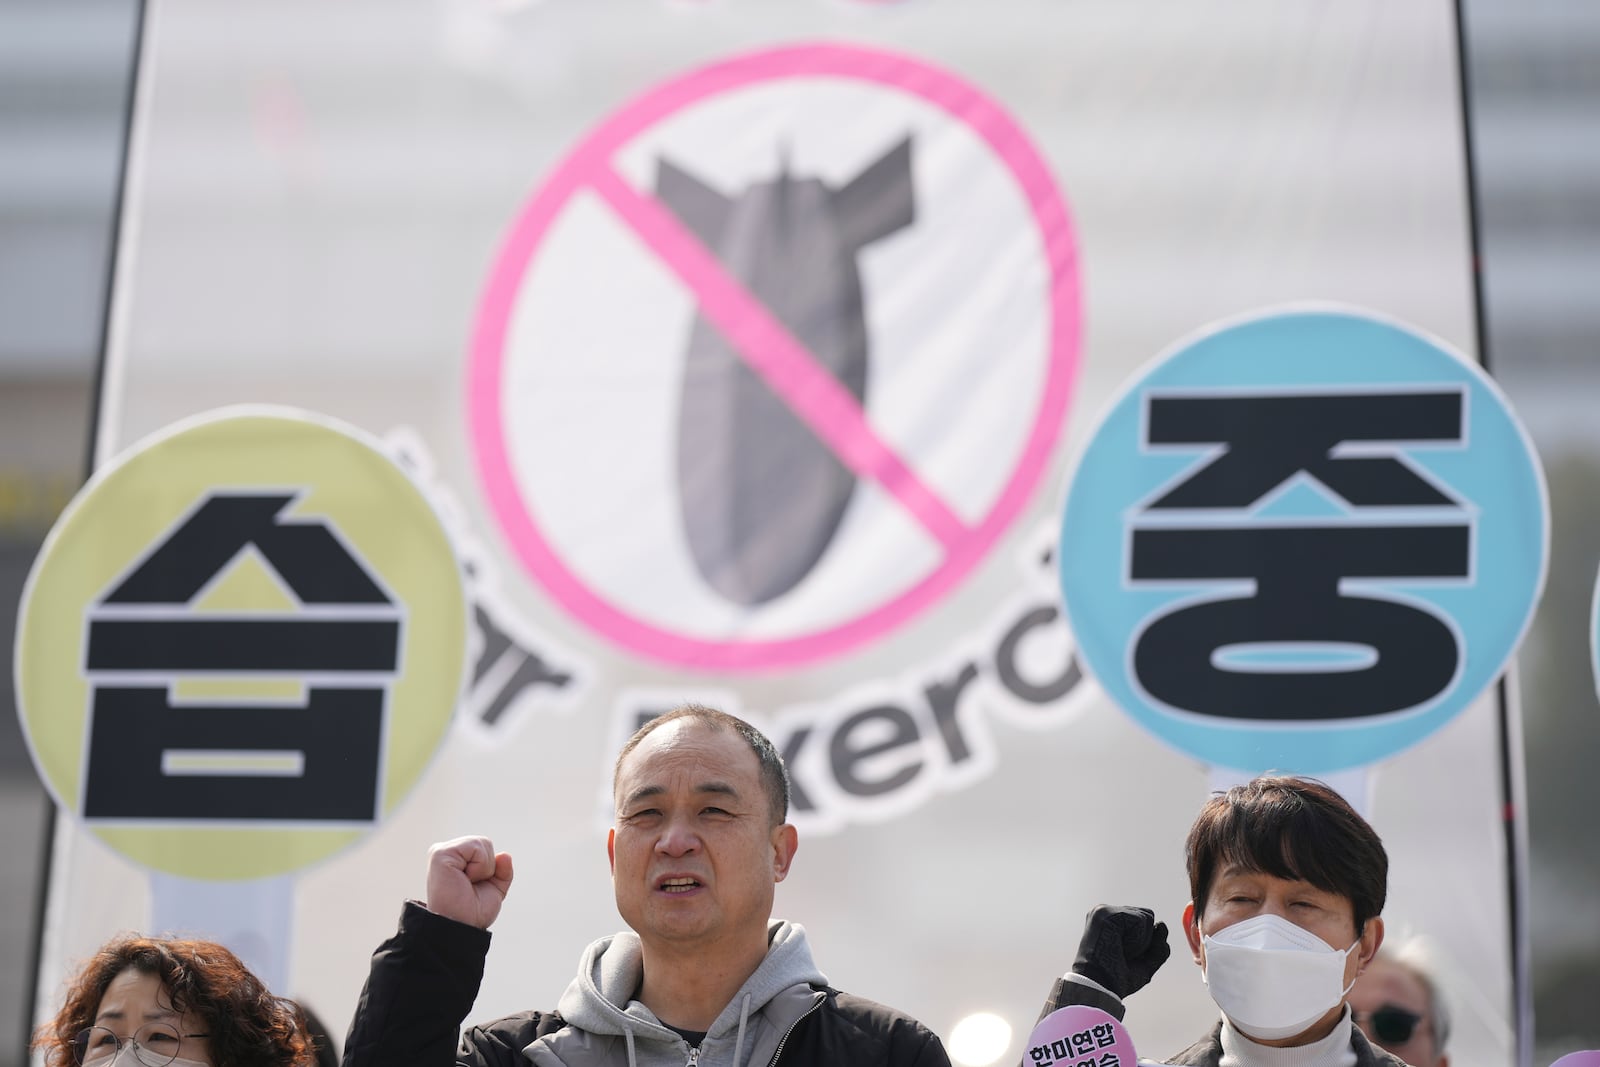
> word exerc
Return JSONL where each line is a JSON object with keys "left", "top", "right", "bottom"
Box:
{"left": 610, "top": 552, "right": 1086, "bottom": 833}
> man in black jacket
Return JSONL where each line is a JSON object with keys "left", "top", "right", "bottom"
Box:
{"left": 345, "top": 704, "right": 950, "bottom": 1067}
{"left": 1038, "top": 776, "right": 1406, "bottom": 1067}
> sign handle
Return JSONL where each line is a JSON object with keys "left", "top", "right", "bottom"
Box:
{"left": 149, "top": 873, "right": 295, "bottom": 994}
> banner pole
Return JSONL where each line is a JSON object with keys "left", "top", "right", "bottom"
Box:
{"left": 22, "top": 0, "right": 150, "bottom": 1056}
{"left": 1451, "top": 4, "right": 1534, "bottom": 1066}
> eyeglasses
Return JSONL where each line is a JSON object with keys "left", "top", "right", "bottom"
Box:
{"left": 71, "top": 1024, "right": 209, "bottom": 1067}
{"left": 1353, "top": 1004, "right": 1424, "bottom": 1046}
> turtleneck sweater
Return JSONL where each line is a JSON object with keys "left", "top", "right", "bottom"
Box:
{"left": 1214, "top": 1007, "right": 1359, "bottom": 1067}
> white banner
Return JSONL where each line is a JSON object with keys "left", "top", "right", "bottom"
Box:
{"left": 28, "top": 4, "right": 1519, "bottom": 1066}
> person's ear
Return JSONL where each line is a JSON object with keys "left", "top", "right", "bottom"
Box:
{"left": 606, "top": 828, "right": 616, "bottom": 876}
{"left": 1183, "top": 901, "right": 1205, "bottom": 965}
{"left": 1355, "top": 915, "right": 1384, "bottom": 972}
{"left": 771, "top": 824, "right": 798, "bottom": 883}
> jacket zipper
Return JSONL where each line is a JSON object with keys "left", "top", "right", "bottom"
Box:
{"left": 766, "top": 994, "right": 825, "bottom": 1067}
{"left": 686, "top": 1045, "right": 700, "bottom": 1067}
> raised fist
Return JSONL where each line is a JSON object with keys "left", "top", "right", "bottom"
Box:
{"left": 1072, "top": 904, "right": 1171, "bottom": 1000}
{"left": 424, "top": 836, "right": 514, "bottom": 930}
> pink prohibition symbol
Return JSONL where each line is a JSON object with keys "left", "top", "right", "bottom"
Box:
{"left": 467, "top": 43, "right": 1081, "bottom": 672}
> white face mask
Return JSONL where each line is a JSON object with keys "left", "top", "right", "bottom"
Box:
{"left": 1200, "top": 912, "right": 1360, "bottom": 1041}
{"left": 106, "top": 1047, "right": 212, "bottom": 1067}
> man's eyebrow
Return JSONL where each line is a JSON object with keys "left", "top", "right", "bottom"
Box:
{"left": 621, "top": 782, "right": 742, "bottom": 808}
{"left": 622, "top": 784, "right": 666, "bottom": 808}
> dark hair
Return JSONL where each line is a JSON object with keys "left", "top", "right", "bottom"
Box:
{"left": 291, "top": 1003, "right": 338, "bottom": 1067}
{"left": 33, "top": 936, "right": 314, "bottom": 1067}
{"left": 614, "top": 703, "right": 791, "bottom": 825}
{"left": 1186, "top": 775, "right": 1388, "bottom": 931}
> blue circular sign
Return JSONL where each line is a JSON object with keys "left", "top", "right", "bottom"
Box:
{"left": 1059, "top": 306, "right": 1548, "bottom": 772}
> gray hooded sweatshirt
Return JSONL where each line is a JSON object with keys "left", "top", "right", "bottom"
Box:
{"left": 526, "top": 920, "right": 830, "bottom": 1067}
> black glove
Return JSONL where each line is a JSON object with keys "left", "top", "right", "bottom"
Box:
{"left": 1071, "top": 904, "right": 1171, "bottom": 1000}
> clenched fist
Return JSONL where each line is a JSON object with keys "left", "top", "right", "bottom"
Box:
{"left": 1072, "top": 904, "right": 1171, "bottom": 999}
{"left": 425, "top": 836, "right": 514, "bottom": 930}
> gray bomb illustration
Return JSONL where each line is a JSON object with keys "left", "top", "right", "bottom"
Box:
{"left": 657, "top": 137, "right": 915, "bottom": 606}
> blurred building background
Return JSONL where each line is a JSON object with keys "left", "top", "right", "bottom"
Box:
{"left": 1, "top": 2, "right": 135, "bottom": 1062}
{"left": 0, "top": 1, "right": 1594, "bottom": 1064}
{"left": 1465, "top": 2, "right": 1600, "bottom": 1061}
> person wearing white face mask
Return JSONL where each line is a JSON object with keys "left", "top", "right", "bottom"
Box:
{"left": 33, "top": 935, "right": 317, "bottom": 1067}
{"left": 1035, "top": 776, "right": 1405, "bottom": 1067}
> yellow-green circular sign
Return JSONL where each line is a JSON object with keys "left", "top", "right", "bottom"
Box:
{"left": 14, "top": 407, "right": 466, "bottom": 880}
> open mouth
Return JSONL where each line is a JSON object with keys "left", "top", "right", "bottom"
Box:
{"left": 658, "top": 877, "right": 702, "bottom": 894}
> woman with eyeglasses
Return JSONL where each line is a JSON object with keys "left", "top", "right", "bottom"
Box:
{"left": 32, "top": 936, "right": 316, "bottom": 1067}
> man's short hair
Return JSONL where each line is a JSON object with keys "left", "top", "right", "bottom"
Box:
{"left": 1186, "top": 775, "right": 1388, "bottom": 931}
{"left": 613, "top": 703, "right": 791, "bottom": 825}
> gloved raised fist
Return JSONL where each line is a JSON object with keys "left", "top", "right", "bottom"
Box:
{"left": 1071, "top": 904, "right": 1171, "bottom": 1000}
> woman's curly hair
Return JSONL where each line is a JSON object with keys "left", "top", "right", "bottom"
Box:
{"left": 33, "top": 936, "right": 316, "bottom": 1067}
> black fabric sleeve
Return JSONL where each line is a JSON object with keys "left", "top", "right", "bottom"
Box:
{"left": 1036, "top": 976, "right": 1127, "bottom": 1024}
{"left": 342, "top": 901, "right": 498, "bottom": 1067}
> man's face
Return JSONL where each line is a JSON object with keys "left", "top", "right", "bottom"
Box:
{"left": 1183, "top": 865, "right": 1382, "bottom": 1044}
{"left": 608, "top": 719, "right": 797, "bottom": 956}
{"left": 1349, "top": 957, "right": 1447, "bottom": 1067}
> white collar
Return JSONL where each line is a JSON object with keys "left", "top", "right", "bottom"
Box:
{"left": 1216, "top": 1005, "right": 1359, "bottom": 1067}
